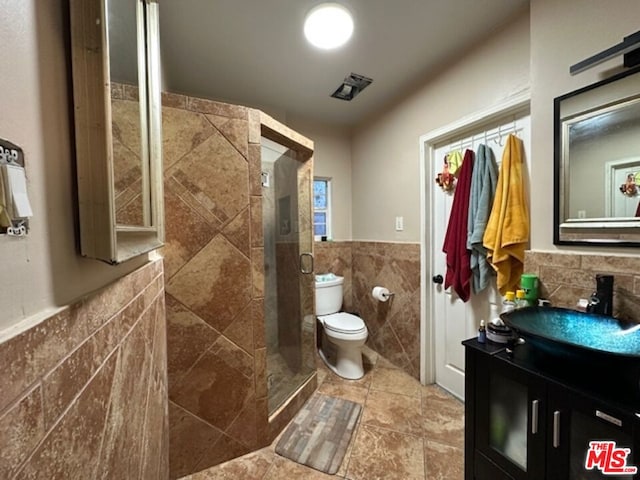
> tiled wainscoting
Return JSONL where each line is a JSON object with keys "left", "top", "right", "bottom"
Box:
{"left": 315, "top": 246, "right": 640, "bottom": 380}
{"left": 0, "top": 259, "right": 168, "bottom": 479}
{"left": 315, "top": 241, "right": 421, "bottom": 379}
{"left": 525, "top": 251, "right": 640, "bottom": 322}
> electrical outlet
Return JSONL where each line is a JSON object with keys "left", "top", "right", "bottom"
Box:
{"left": 395, "top": 216, "right": 404, "bottom": 231}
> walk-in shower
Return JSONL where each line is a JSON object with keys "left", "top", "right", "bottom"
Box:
{"left": 261, "top": 137, "right": 315, "bottom": 414}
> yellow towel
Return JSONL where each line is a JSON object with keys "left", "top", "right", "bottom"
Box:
{"left": 483, "top": 134, "right": 529, "bottom": 295}
{"left": 447, "top": 150, "right": 463, "bottom": 176}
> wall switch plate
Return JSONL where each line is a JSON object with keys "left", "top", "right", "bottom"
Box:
{"left": 395, "top": 216, "right": 404, "bottom": 231}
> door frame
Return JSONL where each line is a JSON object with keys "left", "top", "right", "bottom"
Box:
{"left": 604, "top": 156, "right": 640, "bottom": 217}
{"left": 418, "top": 92, "right": 531, "bottom": 385}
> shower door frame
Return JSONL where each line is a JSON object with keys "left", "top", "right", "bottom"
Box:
{"left": 258, "top": 112, "right": 318, "bottom": 437}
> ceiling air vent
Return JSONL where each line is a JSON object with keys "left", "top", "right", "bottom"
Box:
{"left": 331, "top": 73, "right": 373, "bottom": 101}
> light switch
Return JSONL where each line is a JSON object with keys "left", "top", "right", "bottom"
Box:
{"left": 3, "top": 164, "right": 33, "bottom": 218}
{"left": 395, "top": 216, "right": 404, "bottom": 231}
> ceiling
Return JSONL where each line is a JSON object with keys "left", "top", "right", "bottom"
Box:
{"left": 158, "top": 0, "right": 529, "bottom": 128}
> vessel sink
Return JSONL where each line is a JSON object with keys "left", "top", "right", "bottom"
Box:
{"left": 500, "top": 306, "right": 640, "bottom": 359}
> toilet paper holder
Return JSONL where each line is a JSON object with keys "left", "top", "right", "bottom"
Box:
{"left": 372, "top": 286, "right": 395, "bottom": 302}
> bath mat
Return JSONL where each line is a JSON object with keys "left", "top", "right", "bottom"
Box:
{"left": 275, "top": 393, "right": 362, "bottom": 474}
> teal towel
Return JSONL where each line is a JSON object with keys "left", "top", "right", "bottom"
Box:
{"left": 467, "top": 144, "right": 498, "bottom": 293}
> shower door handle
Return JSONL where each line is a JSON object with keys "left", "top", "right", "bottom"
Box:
{"left": 300, "top": 253, "right": 314, "bottom": 274}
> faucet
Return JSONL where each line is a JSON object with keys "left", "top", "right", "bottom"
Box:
{"left": 586, "top": 274, "right": 614, "bottom": 316}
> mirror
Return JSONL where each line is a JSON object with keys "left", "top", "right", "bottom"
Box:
{"left": 70, "top": 0, "right": 164, "bottom": 263}
{"left": 554, "top": 67, "right": 640, "bottom": 246}
{"left": 109, "top": 0, "right": 148, "bottom": 227}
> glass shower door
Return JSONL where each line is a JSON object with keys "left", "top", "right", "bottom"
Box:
{"left": 261, "top": 137, "right": 315, "bottom": 414}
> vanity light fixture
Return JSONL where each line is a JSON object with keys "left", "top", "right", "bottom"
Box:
{"left": 570, "top": 30, "right": 640, "bottom": 75}
{"left": 304, "top": 3, "right": 354, "bottom": 50}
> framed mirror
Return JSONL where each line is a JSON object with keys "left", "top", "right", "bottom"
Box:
{"left": 554, "top": 66, "right": 640, "bottom": 246}
{"left": 70, "top": 0, "right": 164, "bottom": 263}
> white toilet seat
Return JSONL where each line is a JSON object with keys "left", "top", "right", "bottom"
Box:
{"left": 318, "top": 312, "right": 366, "bottom": 335}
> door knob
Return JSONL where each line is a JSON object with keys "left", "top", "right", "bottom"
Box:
{"left": 432, "top": 274, "right": 443, "bottom": 284}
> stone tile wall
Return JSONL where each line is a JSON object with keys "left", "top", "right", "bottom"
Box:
{"left": 0, "top": 259, "right": 167, "bottom": 479}
{"left": 160, "top": 92, "right": 316, "bottom": 478}
{"left": 314, "top": 241, "right": 354, "bottom": 312}
{"left": 160, "top": 93, "right": 264, "bottom": 479}
{"left": 525, "top": 251, "right": 640, "bottom": 323}
{"left": 315, "top": 241, "right": 421, "bottom": 380}
{"left": 352, "top": 242, "right": 421, "bottom": 379}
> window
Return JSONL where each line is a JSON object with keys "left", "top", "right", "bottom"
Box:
{"left": 313, "top": 178, "right": 332, "bottom": 239}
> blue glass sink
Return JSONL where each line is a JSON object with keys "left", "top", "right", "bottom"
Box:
{"left": 500, "top": 306, "right": 640, "bottom": 359}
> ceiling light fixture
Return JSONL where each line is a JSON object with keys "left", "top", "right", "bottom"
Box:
{"left": 304, "top": 3, "right": 354, "bottom": 50}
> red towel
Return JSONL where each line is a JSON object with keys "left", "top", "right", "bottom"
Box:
{"left": 443, "top": 149, "right": 474, "bottom": 302}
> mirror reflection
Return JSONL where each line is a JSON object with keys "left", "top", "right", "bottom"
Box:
{"left": 554, "top": 67, "right": 640, "bottom": 245}
{"left": 565, "top": 98, "right": 640, "bottom": 220}
{"left": 108, "top": 0, "right": 149, "bottom": 227}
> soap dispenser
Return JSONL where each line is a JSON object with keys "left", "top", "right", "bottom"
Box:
{"left": 515, "top": 289, "right": 528, "bottom": 308}
{"left": 502, "top": 291, "right": 516, "bottom": 313}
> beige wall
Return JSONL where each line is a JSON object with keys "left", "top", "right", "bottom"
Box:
{"left": 351, "top": 9, "right": 530, "bottom": 242}
{"left": 289, "top": 117, "right": 353, "bottom": 241}
{"left": 530, "top": 0, "right": 640, "bottom": 251}
{"left": 351, "top": 1, "right": 640, "bottom": 251}
{"left": 0, "top": 0, "right": 146, "bottom": 335}
{"left": 4, "top": 0, "right": 640, "bottom": 334}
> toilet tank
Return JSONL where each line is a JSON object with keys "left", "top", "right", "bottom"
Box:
{"left": 315, "top": 274, "right": 344, "bottom": 315}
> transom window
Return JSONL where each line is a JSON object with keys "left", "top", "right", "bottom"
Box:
{"left": 313, "top": 177, "right": 332, "bottom": 239}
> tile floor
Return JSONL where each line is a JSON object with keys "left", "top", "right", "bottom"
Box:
{"left": 179, "top": 346, "right": 465, "bottom": 480}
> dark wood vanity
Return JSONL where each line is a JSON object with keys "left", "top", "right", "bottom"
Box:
{"left": 464, "top": 338, "right": 640, "bottom": 479}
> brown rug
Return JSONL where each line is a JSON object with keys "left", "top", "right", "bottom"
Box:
{"left": 275, "top": 393, "right": 362, "bottom": 474}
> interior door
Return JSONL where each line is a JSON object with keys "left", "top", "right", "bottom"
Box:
{"left": 611, "top": 165, "right": 640, "bottom": 218}
{"left": 431, "top": 115, "right": 531, "bottom": 400}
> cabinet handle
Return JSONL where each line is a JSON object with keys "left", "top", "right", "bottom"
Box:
{"left": 596, "top": 410, "right": 622, "bottom": 427}
{"left": 531, "top": 400, "right": 539, "bottom": 434}
{"left": 553, "top": 410, "right": 561, "bottom": 448}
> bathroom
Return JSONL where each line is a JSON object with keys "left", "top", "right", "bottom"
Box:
{"left": 2, "top": 1, "right": 640, "bottom": 479}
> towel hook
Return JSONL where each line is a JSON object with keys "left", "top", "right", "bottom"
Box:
{"left": 494, "top": 125, "right": 504, "bottom": 146}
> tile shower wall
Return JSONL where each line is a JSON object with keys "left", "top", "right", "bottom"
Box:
{"left": 0, "top": 259, "right": 167, "bottom": 479}
{"left": 160, "top": 93, "right": 316, "bottom": 478}
{"left": 316, "top": 241, "right": 421, "bottom": 380}
{"left": 525, "top": 251, "right": 640, "bottom": 323}
{"left": 159, "top": 93, "right": 265, "bottom": 478}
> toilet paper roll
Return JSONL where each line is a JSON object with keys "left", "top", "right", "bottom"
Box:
{"left": 372, "top": 286, "right": 390, "bottom": 302}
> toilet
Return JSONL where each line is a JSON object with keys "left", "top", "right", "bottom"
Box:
{"left": 315, "top": 273, "right": 368, "bottom": 380}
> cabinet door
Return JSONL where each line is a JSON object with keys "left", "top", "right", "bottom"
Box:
{"left": 546, "top": 384, "right": 639, "bottom": 480}
{"left": 475, "top": 355, "right": 546, "bottom": 480}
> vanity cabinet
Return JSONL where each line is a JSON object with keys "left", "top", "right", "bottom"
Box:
{"left": 464, "top": 339, "right": 640, "bottom": 480}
